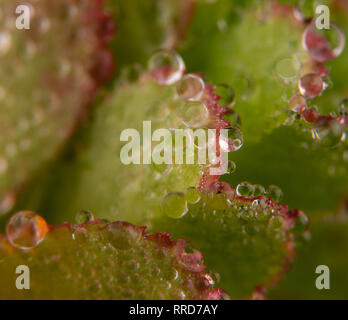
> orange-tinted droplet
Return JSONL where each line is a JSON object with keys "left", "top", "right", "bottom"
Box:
{"left": 6, "top": 211, "right": 49, "bottom": 249}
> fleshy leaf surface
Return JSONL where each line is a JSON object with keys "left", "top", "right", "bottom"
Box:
{"left": 0, "top": 219, "right": 223, "bottom": 300}
{"left": 0, "top": 0, "right": 114, "bottom": 214}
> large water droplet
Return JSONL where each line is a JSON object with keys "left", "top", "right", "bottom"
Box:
{"left": 236, "top": 182, "right": 254, "bottom": 197}
{"left": 177, "top": 74, "right": 205, "bottom": 102}
{"left": 6, "top": 211, "right": 49, "bottom": 249}
{"left": 302, "top": 22, "right": 345, "bottom": 62}
{"left": 312, "top": 119, "right": 343, "bottom": 148}
{"left": 75, "top": 210, "right": 94, "bottom": 224}
{"left": 148, "top": 49, "right": 185, "bottom": 85}
{"left": 275, "top": 57, "right": 300, "bottom": 80}
{"left": 214, "top": 84, "right": 235, "bottom": 108}
{"left": 162, "top": 192, "right": 188, "bottom": 219}
{"left": 298, "top": 73, "right": 324, "bottom": 98}
{"left": 289, "top": 94, "right": 307, "bottom": 113}
{"left": 185, "top": 187, "right": 201, "bottom": 204}
{"left": 181, "top": 101, "right": 210, "bottom": 128}
{"left": 265, "top": 185, "right": 283, "bottom": 202}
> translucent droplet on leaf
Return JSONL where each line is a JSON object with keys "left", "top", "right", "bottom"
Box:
{"left": 302, "top": 22, "right": 345, "bottom": 62}
{"left": 227, "top": 127, "right": 244, "bottom": 151}
{"left": 162, "top": 192, "right": 188, "bottom": 219}
{"left": 148, "top": 49, "right": 185, "bottom": 85}
{"left": 181, "top": 101, "right": 210, "bottom": 128}
{"left": 236, "top": 182, "right": 254, "bottom": 197}
{"left": 6, "top": 211, "right": 49, "bottom": 249}
{"left": 289, "top": 94, "right": 307, "bottom": 113}
{"left": 298, "top": 73, "right": 324, "bottom": 98}
{"left": 185, "top": 187, "right": 201, "bottom": 204}
{"left": 226, "top": 160, "right": 236, "bottom": 174}
{"left": 253, "top": 184, "right": 265, "bottom": 197}
{"left": 177, "top": 74, "right": 205, "bottom": 102}
{"left": 75, "top": 210, "right": 94, "bottom": 224}
{"left": 275, "top": 57, "right": 300, "bottom": 80}
{"left": 312, "top": 119, "right": 343, "bottom": 148}
{"left": 265, "top": 185, "right": 283, "bottom": 202}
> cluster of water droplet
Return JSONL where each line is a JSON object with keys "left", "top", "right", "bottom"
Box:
{"left": 236, "top": 182, "right": 283, "bottom": 202}
{"left": 281, "top": 16, "right": 348, "bottom": 150}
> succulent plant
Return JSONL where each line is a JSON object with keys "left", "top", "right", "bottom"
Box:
{"left": 0, "top": 0, "right": 347, "bottom": 300}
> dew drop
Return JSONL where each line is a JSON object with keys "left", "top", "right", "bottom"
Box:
{"left": 275, "top": 57, "right": 300, "bottom": 80}
{"left": 226, "top": 160, "right": 236, "bottom": 174}
{"left": 214, "top": 84, "right": 235, "bottom": 108}
{"left": 236, "top": 182, "right": 254, "bottom": 197}
{"left": 289, "top": 94, "right": 307, "bottom": 113}
{"left": 185, "top": 187, "right": 201, "bottom": 204}
{"left": 75, "top": 210, "right": 94, "bottom": 224}
{"left": 6, "top": 211, "right": 49, "bottom": 249}
{"left": 148, "top": 49, "right": 185, "bottom": 85}
{"left": 265, "top": 185, "right": 283, "bottom": 202}
{"left": 180, "top": 101, "right": 210, "bottom": 128}
{"left": 302, "top": 22, "right": 345, "bottom": 62}
{"left": 162, "top": 192, "right": 188, "bottom": 219}
{"left": 312, "top": 119, "right": 343, "bottom": 148}
{"left": 177, "top": 74, "right": 205, "bottom": 102}
{"left": 226, "top": 127, "right": 244, "bottom": 151}
{"left": 253, "top": 184, "right": 265, "bottom": 197}
{"left": 298, "top": 73, "right": 324, "bottom": 98}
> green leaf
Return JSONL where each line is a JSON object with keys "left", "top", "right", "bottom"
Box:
{"left": 152, "top": 188, "right": 309, "bottom": 298}
{"left": 180, "top": 0, "right": 348, "bottom": 214}
{"left": 0, "top": 218, "right": 224, "bottom": 299}
{"left": 106, "top": 0, "right": 194, "bottom": 76}
{"left": 0, "top": 0, "right": 114, "bottom": 214}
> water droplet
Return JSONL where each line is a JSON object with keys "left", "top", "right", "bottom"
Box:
{"left": 162, "top": 192, "right": 188, "bottom": 219}
{"left": 75, "top": 210, "right": 94, "bottom": 224}
{"left": 226, "top": 160, "right": 236, "bottom": 174}
{"left": 227, "top": 127, "right": 244, "bottom": 151}
{"left": 185, "top": 187, "right": 201, "bottom": 204}
{"left": 253, "top": 184, "right": 265, "bottom": 197}
{"left": 180, "top": 101, "right": 210, "bottom": 128}
{"left": 298, "top": 73, "right": 324, "bottom": 98}
{"left": 275, "top": 57, "right": 300, "bottom": 80}
{"left": 289, "top": 94, "right": 307, "bottom": 113}
{"left": 177, "top": 74, "right": 205, "bottom": 102}
{"left": 6, "top": 211, "right": 49, "bottom": 249}
{"left": 302, "top": 22, "right": 345, "bottom": 62}
{"left": 236, "top": 182, "right": 254, "bottom": 197}
{"left": 214, "top": 84, "right": 235, "bottom": 108}
{"left": 148, "top": 49, "right": 185, "bottom": 85}
{"left": 265, "top": 185, "right": 283, "bottom": 202}
{"left": 312, "top": 119, "right": 343, "bottom": 148}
